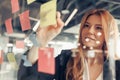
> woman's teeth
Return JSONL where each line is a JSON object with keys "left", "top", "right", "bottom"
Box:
{"left": 96, "top": 41, "right": 100, "bottom": 44}
{"left": 85, "top": 38, "right": 90, "bottom": 42}
{"left": 85, "top": 37, "right": 100, "bottom": 44}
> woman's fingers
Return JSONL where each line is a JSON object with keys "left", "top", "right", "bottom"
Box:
{"left": 36, "top": 11, "right": 64, "bottom": 41}
{"left": 55, "top": 11, "right": 64, "bottom": 32}
{"left": 56, "top": 11, "right": 61, "bottom": 18}
{"left": 56, "top": 11, "right": 64, "bottom": 27}
{"left": 47, "top": 11, "right": 64, "bottom": 34}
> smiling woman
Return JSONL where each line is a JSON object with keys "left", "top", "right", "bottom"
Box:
{"left": 18, "top": 9, "right": 120, "bottom": 80}
{"left": 81, "top": 14, "right": 105, "bottom": 49}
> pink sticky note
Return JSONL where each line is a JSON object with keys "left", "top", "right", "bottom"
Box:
{"left": 0, "top": 50, "right": 3, "bottom": 64}
{"left": 11, "top": 0, "right": 20, "bottom": 13}
{"left": 16, "top": 40, "right": 25, "bottom": 48}
{"left": 19, "top": 10, "right": 31, "bottom": 31}
{"left": 38, "top": 48, "right": 55, "bottom": 74}
{"left": 5, "top": 18, "right": 13, "bottom": 34}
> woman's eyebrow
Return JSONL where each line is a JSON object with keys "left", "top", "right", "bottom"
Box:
{"left": 85, "top": 22, "right": 102, "bottom": 26}
{"left": 85, "top": 22, "right": 89, "bottom": 24}
{"left": 95, "top": 24, "right": 102, "bottom": 26}
{"left": 84, "top": 22, "right": 91, "bottom": 26}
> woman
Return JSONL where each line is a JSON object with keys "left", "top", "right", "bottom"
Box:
{"left": 17, "top": 9, "right": 120, "bottom": 80}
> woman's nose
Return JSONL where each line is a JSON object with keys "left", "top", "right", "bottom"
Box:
{"left": 88, "top": 26, "right": 95, "bottom": 34}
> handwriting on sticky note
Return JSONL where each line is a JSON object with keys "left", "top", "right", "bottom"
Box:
{"left": 5, "top": 18, "right": 13, "bottom": 34}
{"left": 11, "top": 0, "right": 20, "bottom": 13}
{"left": 38, "top": 48, "right": 55, "bottom": 74}
{"left": 40, "top": 0, "right": 56, "bottom": 27}
{"left": 16, "top": 40, "right": 25, "bottom": 48}
{"left": 19, "top": 10, "right": 31, "bottom": 31}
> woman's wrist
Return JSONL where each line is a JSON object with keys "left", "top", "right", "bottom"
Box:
{"left": 27, "top": 46, "right": 39, "bottom": 64}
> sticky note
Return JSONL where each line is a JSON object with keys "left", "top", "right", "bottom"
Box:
{"left": 29, "top": 32, "right": 40, "bottom": 46}
{"left": 27, "top": 0, "right": 36, "bottom": 4}
{"left": 7, "top": 53, "right": 18, "bottom": 70}
{"left": 38, "top": 48, "right": 55, "bottom": 74}
{"left": 10, "top": 0, "right": 20, "bottom": 13}
{"left": 0, "top": 50, "right": 3, "bottom": 64}
{"left": 5, "top": 18, "right": 13, "bottom": 34}
{"left": 19, "top": 10, "right": 31, "bottom": 31}
{"left": 21, "top": 55, "right": 32, "bottom": 67}
{"left": 15, "top": 40, "right": 25, "bottom": 48}
{"left": 40, "top": 0, "right": 56, "bottom": 27}
{"left": 0, "top": 37, "right": 9, "bottom": 49}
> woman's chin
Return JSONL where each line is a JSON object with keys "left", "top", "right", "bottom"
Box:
{"left": 82, "top": 43, "right": 96, "bottom": 49}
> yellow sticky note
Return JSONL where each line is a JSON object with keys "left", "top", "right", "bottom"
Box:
{"left": 27, "top": 0, "right": 36, "bottom": 4}
{"left": 7, "top": 53, "right": 18, "bottom": 70}
{"left": 40, "top": 0, "right": 56, "bottom": 27}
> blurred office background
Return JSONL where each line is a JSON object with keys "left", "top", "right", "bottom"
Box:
{"left": 0, "top": 0, "right": 120, "bottom": 80}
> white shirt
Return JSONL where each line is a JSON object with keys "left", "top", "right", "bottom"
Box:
{"left": 83, "top": 59, "right": 103, "bottom": 80}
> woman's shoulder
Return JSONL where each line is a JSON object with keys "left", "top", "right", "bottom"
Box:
{"left": 116, "top": 60, "right": 120, "bottom": 70}
{"left": 55, "top": 49, "right": 72, "bottom": 67}
{"left": 60, "top": 49, "right": 72, "bottom": 56}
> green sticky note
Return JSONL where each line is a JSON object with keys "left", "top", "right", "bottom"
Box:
{"left": 27, "top": 0, "right": 36, "bottom": 4}
{"left": 7, "top": 53, "right": 18, "bottom": 70}
{"left": 40, "top": 0, "right": 56, "bottom": 27}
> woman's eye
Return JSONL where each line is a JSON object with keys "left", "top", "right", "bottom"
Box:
{"left": 84, "top": 24, "right": 89, "bottom": 28}
{"left": 96, "top": 26, "right": 102, "bottom": 30}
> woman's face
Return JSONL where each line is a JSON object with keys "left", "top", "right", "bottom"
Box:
{"left": 81, "top": 14, "right": 105, "bottom": 49}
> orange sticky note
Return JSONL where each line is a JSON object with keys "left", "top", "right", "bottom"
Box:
{"left": 38, "top": 48, "right": 55, "bottom": 74}
{"left": 10, "top": 0, "right": 20, "bottom": 13}
{"left": 0, "top": 50, "right": 3, "bottom": 64}
{"left": 19, "top": 10, "right": 31, "bottom": 31}
{"left": 5, "top": 18, "right": 13, "bottom": 34}
{"left": 15, "top": 40, "right": 25, "bottom": 48}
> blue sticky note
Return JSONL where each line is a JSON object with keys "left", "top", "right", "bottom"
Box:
{"left": 22, "top": 55, "right": 32, "bottom": 67}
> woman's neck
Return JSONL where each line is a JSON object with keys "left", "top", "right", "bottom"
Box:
{"left": 83, "top": 49, "right": 104, "bottom": 66}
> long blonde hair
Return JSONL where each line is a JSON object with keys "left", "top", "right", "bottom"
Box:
{"left": 66, "top": 9, "right": 119, "bottom": 80}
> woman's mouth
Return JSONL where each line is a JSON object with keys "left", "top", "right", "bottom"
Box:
{"left": 85, "top": 37, "right": 96, "bottom": 42}
{"left": 85, "top": 37, "right": 101, "bottom": 44}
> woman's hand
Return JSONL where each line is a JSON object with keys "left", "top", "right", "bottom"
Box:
{"left": 27, "top": 12, "right": 64, "bottom": 64}
{"left": 36, "top": 11, "right": 64, "bottom": 47}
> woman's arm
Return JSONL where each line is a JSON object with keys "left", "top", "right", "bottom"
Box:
{"left": 27, "top": 11, "right": 64, "bottom": 64}
{"left": 27, "top": 46, "right": 39, "bottom": 64}
{"left": 17, "top": 59, "right": 55, "bottom": 80}
{"left": 17, "top": 60, "right": 38, "bottom": 80}
{"left": 17, "top": 12, "right": 64, "bottom": 80}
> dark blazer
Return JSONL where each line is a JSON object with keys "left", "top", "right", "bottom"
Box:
{"left": 17, "top": 50, "right": 120, "bottom": 80}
